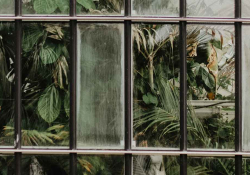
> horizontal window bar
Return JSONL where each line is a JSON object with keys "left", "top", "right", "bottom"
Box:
{"left": 1, "top": 16, "right": 250, "bottom": 22}
{"left": 1, "top": 150, "right": 250, "bottom": 157}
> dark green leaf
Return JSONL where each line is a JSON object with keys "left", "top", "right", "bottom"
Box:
{"left": 33, "top": 0, "right": 58, "bottom": 14}
{"left": 77, "top": 0, "right": 96, "bottom": 10}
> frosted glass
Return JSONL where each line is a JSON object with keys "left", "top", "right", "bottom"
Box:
{"left": 242, "top": 0, "right": 250, "bottom": 17}
{"left": 0, "top": 0, "right": 14, "bottom": 15}
{"left": 242, "top": 26, "right": 250, "bottom": 151}
{"left": 187, "top": 0, "right": 234, "bottom": 18}
{"left": 77, "top": 23, "right": 124, "bottom": 149}
{"left": 132, "top": 0, "right": 179, "bottom": 16}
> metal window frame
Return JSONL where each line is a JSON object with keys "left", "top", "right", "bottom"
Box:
{"left": 0, "top": 0, "right": 246, "bottom": 174}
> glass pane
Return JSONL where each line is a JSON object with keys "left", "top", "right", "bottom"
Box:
{"left": 187, "top": 25, "right": 235, "bottom": 150}
{"left": 77, "top": 0, "right": 124, "bottom": 15}
{"left": 77, "top": 155, "right": 124, "bottom": 174}
{"left": 0, "top": 23, "right": 15, "bottom": 147}
{"left": 22, "top": 0, "right": 69, "bottom": 15}
{"left": 242, "top": 25, "right": 250, "bottom": 151}
{"left": 77, "top": 23, "right": 124, "bottom": 149}
{"left": 133, "top": 24, "right": 180, "bottom": 149}
{"left": 132, "top": 0, "right": 179, "bottom": 16}
{"left": 242, "top": 0, "right": 250, "bottom": 18}
{"left": 22, "top": 23, "right": 70, "bottom": 148}
{"left": 0, "top": 155, "right": 15, "bottom": 174}
{"left": 0, "top": 0, "right": 14, "bottom": 15}
{"left": 187, "top": 0, "right": 234, "bottom": 18}
{"left": 22, "top": 155, "right": 69, "bottom": 174}
{"left": 133, "top": 155, "right": 180, "bottom": 174}
{"left": 187, "top": 157, "right": 235, "bottom": 174}
{"left": 243, "top": 158, "right": 250, "bottom": 174}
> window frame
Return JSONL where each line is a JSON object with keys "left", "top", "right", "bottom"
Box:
{"left": 0, "top": 0, "right": 246, "bottom": 174}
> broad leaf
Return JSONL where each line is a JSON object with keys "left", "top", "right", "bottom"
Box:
{"left": 77, "top": 0, "right": 96, "bottom": 10}
{"left": 142, "top": 92, "right": 158, "bottom": 105}
{"left": 55, "top": 0, "right": 69, "bottom": 13}
{"left": 37, "top": 86, "right": 61, "bottom": 123}
{"left": 39, "top": 42, "right": 61, "bottom": 64}
{"left": 33, "top": 0, "right": 58, "bottom": 14}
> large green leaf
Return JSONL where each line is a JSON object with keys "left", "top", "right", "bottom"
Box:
{"left": 55, "top": 0, "right": 69, "bottom": 13}
{"left": 77, "top": 0, "right": 96, "bottom": 10}
{"left": 33, "top": 0, "right": 58, "bottom": 14}
{"left": 193, "top": 63, "right": 215, "bottom": 89}
{"left": 37, "top": 86, "right": 61, "bottom": 123}
{"left": 39, "top": 42, "right": 61, "bottom": 64}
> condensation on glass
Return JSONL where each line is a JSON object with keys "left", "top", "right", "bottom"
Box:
{"left": 77, "top": 23, "right": 124, "bottom": 149}
{"left": 242, "top": 25, "right": 250, "bottom": 151}
{"left": 132, "top": 24, "right": 180, "bottom": 149}
{"left": 77, "top": 0, "right": 124, "bottom": 15}
{"left": 187, "top": 0, "right": 234, "bottom": 18}
{"left": 21, "top": 23, "right": 70, "bottom": 148}
{"left": 186, "top": 25, "right": 235, "bottom": 150}
{"left": 77, "top": 155, "right": 124, "bottom": 174}
{"left": 0, "top": 23, "right": 15, "bottom": 147}
{"left": 242, "top": 0, "right": 250, "bottom": 18}
{"left": 0, "top": 155, "right": 15, "bottom": 174}
{"left": 133, "top": 155, "right": 180, "bottom": 174}
{"left": 132, "top": 0, "right": 179, "bottom": 16}
{"left": 22, "top": 0, "right": 70, "bottom": 15}
{"left": 187, "top": 157, "right": 235, "bottom": 174}
{"left": 0, "top": 0, "right": 14, "bottom": 15}
{"left": 22, "top": 155, "right": 69, "bottom": 174}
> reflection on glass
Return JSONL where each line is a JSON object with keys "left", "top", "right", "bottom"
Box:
{"left": 133, "top": 24, "right": 180, "bottom": 148}
{"left": 0, "top": 0, "right": 14, "bottom": 15}
{"left": 187, "top": 157, "right": 235, "bottom": 174}
{"left": 242, "top": 26, "right": 250, "bottom": 151}
{"left": 0, "top": 23, "right": 15, "bottom": 147}
{"left": 77, "top": 23, "right": 124, "bottom": 149}
{"left": 77, "top": 155, "right": 124, "bottom": 174}
{"left": 0, "top": 155, "right": 15, "bottom": 174}
{"left": 187, "top": 0, "right": 234, "bottom": 18}
{"left": 77, "top": 0, "right": 124, "bottom": 15}
{"left": 21, "top": 23, "right": 70, "bottom": 148}
{"left": 132, "top": 0, "right": 179, "bottom": 16}
{"left": 133, "top": 155, "right": 180, "bottom": 174}
{"left": 22, "top": 0, "right": 69, "bottom": 15}
{"left": 242, "top": 0, "right": 250, "bottom": 17}
{"left": 187, "top": 25, "right": 235, "bottom": 149}
{"left": 22, "top": 155, "right": 69, "bottom": 174}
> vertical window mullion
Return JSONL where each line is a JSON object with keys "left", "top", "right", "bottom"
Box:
{"left": 180, "top": 0, "right": 187, "bottom": 173}
{"left": 235, "top": 0, "right": 242, "bottom": 174}
{"left": 125, "top": 0, "right": 132, "bottom": 174}
{"left": 70, "top": 0, "right": 77, "bottom": 174}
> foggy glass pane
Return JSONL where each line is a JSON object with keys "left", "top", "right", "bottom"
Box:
{"left": 0, "top": 23, "right": 15, "bottom": 147}
{"left": 187, "top": 157, "right": 235, "bottom": 174}
{"left": 22, "top": 155, "right": 69, "bottom": 174}
{"left": 77, "top": 23, "right": 124, "bottom": 149}
{"left": 77, "top": 155, "right": 124, "bottom": 174}
{"left": 133, "top": 155, "right": 180, "bottom": 174}
{"left": 22, "top": 23, "right": 70, "bottom": 148}
{"left": 242, "top": 26, "right": 250, "bottom": 151}
{"left": 132, "top": 0, "right": 179, "bottom": 16}
{"left": 187, "top": 0, "right": 234, "bottom": 18}
{"left": 22, "top": 0, "right": 69, "bottom": 15}
{"left": 0, "top": 155, "right": 15, "bottom": 174}
{"left": 187, "top": 25, "right": 235, "bottom": 150}
{"left": 0, "top": 0, "right": 14, "bottom": 15}
{"left": 77, "top": 0, "right": 124, "bottom": 15}
{"left": 242, "top": 0, "right": 250, "bottom": 17}
{"left": 133, "top": 24, "right": 180, "bottom": 149}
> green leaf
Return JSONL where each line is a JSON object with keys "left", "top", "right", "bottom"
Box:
{"left": 39, "top": 42, "right": 62, "bottom": 64}
{"left": 55, "top": 0, "right": 69, "bottom": 13}
{"left": 33, "top": 0, "right": 58, "bottom": 14}
{"left": 37, "top": 86, "right": 61, "bottom": 123}
{"left": 64, "top": 91, "right": 70, "bottom": 117}
{"left": 77, "top": 0, "right": 96, "bottom": 10}
{"left": 142, "top": 92, "right": 158, "bottom": 105}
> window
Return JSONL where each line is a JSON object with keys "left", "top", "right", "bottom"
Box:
{"left": 0, "top": 0, "right": 248, "bottom": 174}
